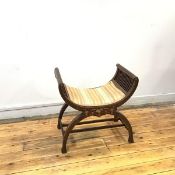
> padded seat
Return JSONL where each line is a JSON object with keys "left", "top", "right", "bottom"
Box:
{"left": 65, "top": 81, "right": 125, "bottom": 106}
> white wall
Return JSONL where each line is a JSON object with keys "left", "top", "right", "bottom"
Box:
{"left": 0, "top": 0, "right": 175, "bottom": 118}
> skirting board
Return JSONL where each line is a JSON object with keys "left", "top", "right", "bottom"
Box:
{"left": 0, "top": 93, "right": 175, "bottom": 120}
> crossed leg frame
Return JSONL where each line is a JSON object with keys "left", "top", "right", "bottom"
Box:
{"left": 58, "top": 103, "right": 134, "bottom": 154}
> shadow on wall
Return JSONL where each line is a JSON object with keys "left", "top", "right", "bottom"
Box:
{"left": 144, "top": 20, "right": 175, "bottom": 95}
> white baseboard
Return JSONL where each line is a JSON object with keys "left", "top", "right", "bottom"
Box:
{"left": 124, "top": 93, "right": 175, "bottom": 106}
{"left": 0, "top": 93, "right": 175, "bottom": 120}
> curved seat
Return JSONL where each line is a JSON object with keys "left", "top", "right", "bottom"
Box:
{"left": 55, "top": 64, "right": 138, "bottom": 111}
{"left": 54, "top": 64, "right": 139, "bottom": 153}
{"left": 65, "top": 81, "right": 125, "bottom": 107}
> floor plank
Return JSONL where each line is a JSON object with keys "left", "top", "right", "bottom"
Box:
{"left": 0, "top": 105, "right": 175, "bottom": 175}
{"left": 4, "top": 146, "right": 175, "bottom": 175}
{"left": 81, "top": 158, "right": 175, "bottom": 175}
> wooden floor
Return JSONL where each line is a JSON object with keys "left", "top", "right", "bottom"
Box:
{"left": 0, "top": 105, "right": 175, "bottom": 175}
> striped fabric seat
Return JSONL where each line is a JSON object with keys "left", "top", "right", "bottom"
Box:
{"left": 65, "top": 81, "right": 125, "bottom": 106}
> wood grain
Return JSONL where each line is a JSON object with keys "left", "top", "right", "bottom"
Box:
{"left": 0, "top": 105, "right": 175, "bottom": 175}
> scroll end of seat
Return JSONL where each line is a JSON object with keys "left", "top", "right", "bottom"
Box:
{"left": 116, "top": 63, "right": 120, "bottom": 67}
{"left": 112, "top": 64, "right": 139, "bottom": 94}
{"left": 54, "top": 67, "right": 63, "bottom": 85}
{"left": 134, "top": 76, "right": 139, "bottom": 82}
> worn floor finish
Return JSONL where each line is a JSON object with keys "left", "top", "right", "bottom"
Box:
{"left": 0, "top": 105, "right": 175, "bottom": 175}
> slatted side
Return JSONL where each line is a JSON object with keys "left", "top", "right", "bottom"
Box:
{"left": 114, "top": 69, "right": 134, "bottom": 92}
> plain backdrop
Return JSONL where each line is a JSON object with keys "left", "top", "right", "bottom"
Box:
{"left": 0, "top": 0, "right": 175, "bottom": 109}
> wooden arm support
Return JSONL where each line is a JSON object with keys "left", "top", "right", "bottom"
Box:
{"left": 112, "top": 64, "right": 139, "bottom": 94}
{"left": 54, "top": 67, "right": 63, "bottom": 85}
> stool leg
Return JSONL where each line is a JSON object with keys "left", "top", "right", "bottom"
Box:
{"left": 61, "top": 113, "right": 87, "bottom": 154}
{"left": 114, "top": 109, "right": 119, "bottom": 122}
{"left": 58, "top": 103, "right": 68, "bottom": 129}
{"left": 115, "top": 111, "right": 134, "bottom": 143}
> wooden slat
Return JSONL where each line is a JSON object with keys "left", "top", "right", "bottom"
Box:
{"left": 1, "top": 135, "right": 175, "bottom": 166}
{"left": 1, "top": 120, "right": 175, "bottom": 155}
{"left": 1, "top": 110, "right": 175, "bottom": 146}
{"left": 79, "top": 158, "right": 175, "bottom": 175}
{"left": 0, "top": 105, "right": 174, "bottom": 135}
{"left": 0, "top": 121, "right": 175, "bottom": 154}
{"left": 0, "top": 123, "right": 174, "bottom": 155}
{"left": 2, "top": 146, "right": 175, "bottom": 175}
{"left": 0, "top": 105, "right": 175, "bottom": 175}
{"left": 0, "top": 105, "right": 161, "bottom": 131}
{"left": 154, "top": 170, "right": 175, "bottom": 175}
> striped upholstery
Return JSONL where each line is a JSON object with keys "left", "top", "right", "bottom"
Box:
{"left": 65, "top": 81, "right": 125, "bottom": 106}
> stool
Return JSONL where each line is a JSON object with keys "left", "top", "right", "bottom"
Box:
{"left": 54, "top": 64, "right": 139, "bottom": 153}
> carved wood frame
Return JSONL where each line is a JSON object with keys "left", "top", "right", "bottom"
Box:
{"left": 54, "top": 64, "right": 139, "bottom": 153}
